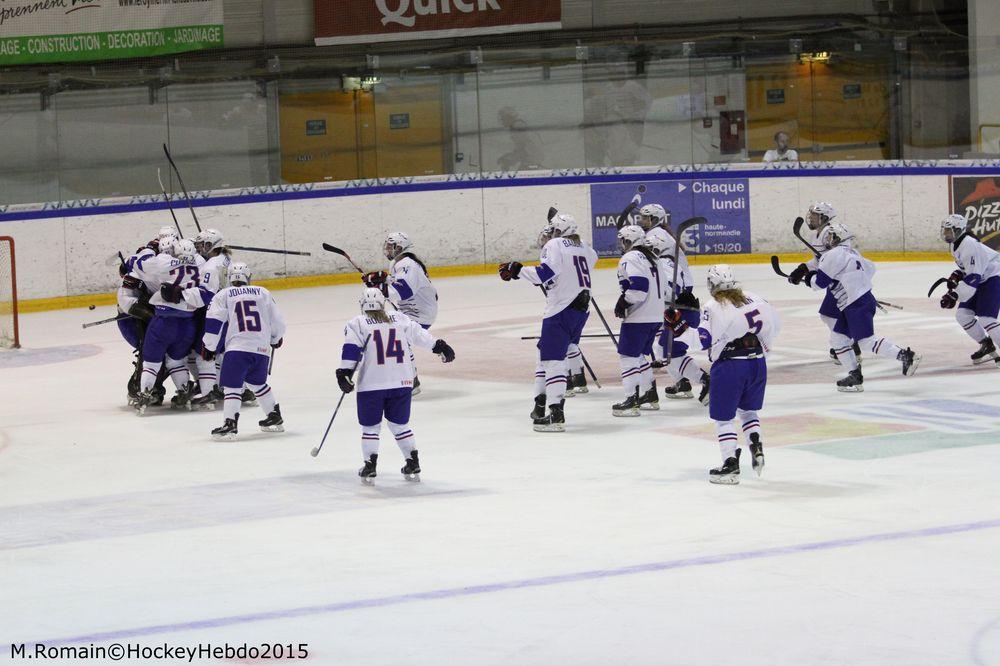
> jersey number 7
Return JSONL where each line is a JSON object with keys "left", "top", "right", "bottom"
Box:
{"left": 373, "top": 329, "right": 405, "bottom": 365}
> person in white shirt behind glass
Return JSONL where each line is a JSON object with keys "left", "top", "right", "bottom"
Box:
{"left": 762, "top": 131, "right": 799, "bottom": 163}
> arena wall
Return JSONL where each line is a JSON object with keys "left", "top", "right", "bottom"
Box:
{"left": 1, "top": 161, "right": 995, "bottom": 309}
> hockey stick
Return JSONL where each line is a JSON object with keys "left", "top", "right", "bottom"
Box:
{"left": 311, "top": 334, "right": 371, "bottom": 458}
{"left": 322, "top": 243, "right": 365, "bottom": 274}
{"left": 589, "top": 295, "right": 619, "bottom": 349}
{"left": 615, "top": 184, "right": 647, "bottom": 229}
{"left": 770, "top": 255, "right": 791, "bottom": 278}
{"left": 927, "top": 278, "right": 949, "bottom": 297}
{"left": 537, "top": 283, "right": 601, "bottom": 389}
{"left": 664, "top": 217, "right": 706, "bottom": 363}
{"left": 268, "top": 347, "right": 276, "bottom": 376}
{"left": 229, "top": 244, "right": 312, "bottom": 257}
{"left": 521, "top": 333, "right": 614, "bottom": 340}
{"left": 876, "top": 300, "right": 903, "bottom": 310}
{"left": 792, "top": 216, "right": 819, "bottom": 257}
{"left": 157, "top": 167, "right": 185, "bottom": 239}
{"left": 162, "top": 143, "right": 203, "bottom": 233}
{"left": 82, "top": 313, "right": 131, "bottom": 329}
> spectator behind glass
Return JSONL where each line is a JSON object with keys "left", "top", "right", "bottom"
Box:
{"left": 497, "top": 107, "right": 545, "bottom": 172}
{"left": 762, "top": 131, "right": 799, "bottom": 163}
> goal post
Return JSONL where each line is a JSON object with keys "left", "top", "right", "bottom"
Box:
{"left": 0, "top": 236, "right": 20, "bottom": 349}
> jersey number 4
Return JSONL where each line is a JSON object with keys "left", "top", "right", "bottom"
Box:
{"left": 373, "top": 329, "right": 405, "bottom": 365}
{"left": 235, "top": 301, "right": 262, "bottom": 332}
{"left": 572, "top": 256, "right": 592, "bottom": 288}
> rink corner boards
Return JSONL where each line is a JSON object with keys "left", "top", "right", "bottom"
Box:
{"left": 23, "top": 251, "right": 952, "bottom": 314}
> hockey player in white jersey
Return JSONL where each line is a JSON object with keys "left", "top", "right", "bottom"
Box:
{"left": 786, "top": 202, "right": 862, "bottom": 364}
{"left": 498, "top": 212, "right": 597, "bottom": 432}
{"left": 809, "top": 223, "right": 920, "bottom": 391}
{"left": 130, "top": 238, "right": 203, "bottom": 414}
{"left": 664, "top": 265, "right": 779, "bottom": 484}
{"left": 337, "top": 288, "right": 455, "bottom": 483}
{"left": 184, "top": 229, "right": 233, "bottom": 408}
{"left": 612, "top": 225, "right": 664, "bottom": 416}
{"left": 362, "top": 232, "right": 439, "bottom": 396}
{"left": 938, "top": 214, "right": 1000, "bottom": 366}
{"left": 202, "top": 262, "right": 285, "bottom": 440}
{"left": 645, "top": 233, "right": 710, "bottom": 405}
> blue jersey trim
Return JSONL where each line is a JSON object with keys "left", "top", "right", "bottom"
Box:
{"left": 342, "top": 344, "right": 362, "bottom": 362}
{"left": 392, "top": 279, "right": 414, "bottom": 301}
{"left": 204, "top": 318, "right": 224, "bottom": 335}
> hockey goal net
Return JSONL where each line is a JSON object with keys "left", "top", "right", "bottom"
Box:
{"left": 0, "top": 237, "right": 19, "bottom": 348}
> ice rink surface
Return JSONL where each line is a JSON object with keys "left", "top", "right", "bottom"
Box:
{"left": 2, "top": 261, "right": 1000, "bottom": 665}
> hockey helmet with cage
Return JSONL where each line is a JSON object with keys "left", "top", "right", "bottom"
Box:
{"left": 940, "top": 213, "right": 968, "bottom": 243}
{"left": 360, "top": 287, "right": 387, "bottom": 313}
{"left": 819, "top": 222, "right": 854, "bottom": 250}
{"left": 194, "top": 229, "right": 225, "bottom": 257}
{"left": 706, "top": 264, "right": 739, "bottom": 294}
{"left": 638, "top": 203, "right": 669, "bottom": 230}
{"left": 383, "top": 232, "right": 413, "bottom": 261}
{"left": 172, "top": 239, "right": 199, "bottom": 263}
{"left": 617, "top": 225, "right": 647, "bottom": 254}
{"left": 538, "top": 212, "right": 579, "bottom": 246}
{"left": 807, "top": 202, "right": 837, "bottom": 230}
{"left": 228, "top": 262, "right": 252, "bottom": 286}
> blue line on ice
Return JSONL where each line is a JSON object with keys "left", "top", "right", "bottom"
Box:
{"left": 31, "top": 517, "right": 1000, "bottom": 647}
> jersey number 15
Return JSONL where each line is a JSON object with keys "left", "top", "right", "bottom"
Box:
{"left": 235, "top": 301, "right": 262, "bottom": 332}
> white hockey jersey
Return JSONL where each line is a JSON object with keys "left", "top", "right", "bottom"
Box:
{"left": 340, "top": 311, "right": 437, "bottom": 392}
{"left": 520, "top": 237, "right": 598, "bottom": 318}
{"left": 388, "top": 255, "right": 438, "bottom": 327}
{"left": 203, "top": 285, "right": 285, "bottom": 356}
{"left": 812, "top": 245, "right": 877, "bottom": 309}
{"left": 951, "top": 234, "right": 1000, "bottom": 301}
{"left": 698, "top": 291, "right": 781, "bottom": 363}
{"left": 806, "top": 225, "right": 854, "bottom": 271}
{"left": 617, "top": 249, "right": 663, "bottom": 323}
{"left": 646, "top": 225, "right": 693, "bottom": 293}
{"left": 133, "top": 253, "right": 205, "bottom": 314}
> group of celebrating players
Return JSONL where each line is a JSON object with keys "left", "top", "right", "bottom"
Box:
{"left": 114, "top": 197, "right": 1000, "bottom": 485}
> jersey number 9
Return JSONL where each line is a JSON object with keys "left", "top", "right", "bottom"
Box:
{"left": 235, "top": 301, "right": 262, "bottom": 332}
{"left": 373, "top": 329, "right": 405, "bottom": 365}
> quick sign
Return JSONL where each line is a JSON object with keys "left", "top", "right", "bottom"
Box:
{"left": 314, "top": 0, "right": 561, "bottom": 46}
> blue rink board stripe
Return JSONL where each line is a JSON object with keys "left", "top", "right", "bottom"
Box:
{"left": 2, "top": 165, "right": 998, "bottom": 224}
{"left": 31, "top": 517, "right": 1000, "bottom": 647}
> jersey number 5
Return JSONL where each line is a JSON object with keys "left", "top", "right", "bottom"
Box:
{"left": 744, "top": 309, "right": 763, "bottom": 335}
{"left": 235, "top": 301, "right": 262, "bottom": 332}
{"left": 572, "top": 256, "right": 592, "bottom": 288}
{"left": 373, "top": 329, "right": 405, "bottom": 365}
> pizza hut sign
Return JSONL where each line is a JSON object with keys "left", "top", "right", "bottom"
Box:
{"left": 315, "top": 0, "right": 561, "bottom": 45}
{"left": 951, "top": 176, "right": 1000, "bottom": 250}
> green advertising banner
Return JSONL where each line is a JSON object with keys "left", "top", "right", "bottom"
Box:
{"left": 0, "top": 0, "right": 224, "bottom": 64}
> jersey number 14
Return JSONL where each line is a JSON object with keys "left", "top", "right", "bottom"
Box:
{"left": 373, "top": 329, "right": 405, "bottom": 365}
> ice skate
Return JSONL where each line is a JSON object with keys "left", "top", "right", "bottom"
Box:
{"left": 411, "top": 376, "right": 421, "bottom": 397}
{"left": 709, "top": 453, "right": 741, "bottom": 485}
{"left": 530, "top": 394, "right": 546, "bottom": 420}
{"left": 971, "top": 338, "right": 996, "bottom": 365}
{"left": 188, "top": 392, "right": 217, "bottom": 411}
{"left": 240, "top": 388, "right": 257, "bottom": 406}
{"left": 612, "top": 391, "right": 641, "bottom": 417}
{"left": 748, "top": 433, "right": 764, "bottom": 477}
{"left": 837, "top": 369, "right": 864, "bottom": 392}
{"left": 663, "top": 377, "right": 693, "bottom": 400}
{"left": 401, "top": 450, "right": 421, "bottom": 481}
{"left": 829, "top": 347, "right": 841, "bottom": 365}
{"left": 211, "top": 415, "right": 239, "bottom": 441}
{"left": 638, "top": 382, "right": 659, "bottom": 410}
{"left": 533, "top": 401, "right": 566, "bottom": 432}
{"left": 899, "top": 348, "right": 921, "bottom": 376}
{"left": 258, "top": 404, "right": 284, "bottom": 432}
{"left": 134, "top": 390, "right": 155, "bottom": 416}
{"left": 170, "top": 381, "right": 196, "bottom": 410}
{"left": 697, "top": 372, "right": 710, "bottom": 406}
{"left": 571, "top": 372, "right": 588, "bottom": 394}
{"left": 359, "top": 454, "right": 378, "bottom": 485}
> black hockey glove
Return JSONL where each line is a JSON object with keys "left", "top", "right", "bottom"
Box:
{"left": 940, "top": 291, "right": 958, "bottom": 309}
{"left": 804, "top": 271, "right": 818, "bottom": 288}
{"left": 946, "top": 269, "right": 965, "bottom": 290}
{"left": 664, "top": 308, "right": 689, "bottom": 337}
{"left": 432, "top": 339, "right": 456, "bottom": 363}
{"left": 498, "top": 262, "right": 522, "bottom": 281}
{"left": 614, "top": 293, "right": 629, "bottom": 319}
{"left": 159, "top": 283, "right": 183, "bottom": 304}
{"left": 127, "top": 302, "right": 155, "bottom": 323}
{"left": 336, "top": 368, "right": 356, "bottom": 394}
{"left": 676, "top": 290, "right": 700, "bottom": 310}
{"left": 199, "top": 346, "right": 216, "bottom": 362}
{"left": 362, "top": 270, "right": 388, "bottom": 288}
{"left": 122, "top": 275, "right": 142, "bottom": 291}
{"left": 272, "top": 338, "right": 283, "bottom": 349}
{"left": 788, "top": 263, "right": 810, "bottom": 285}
